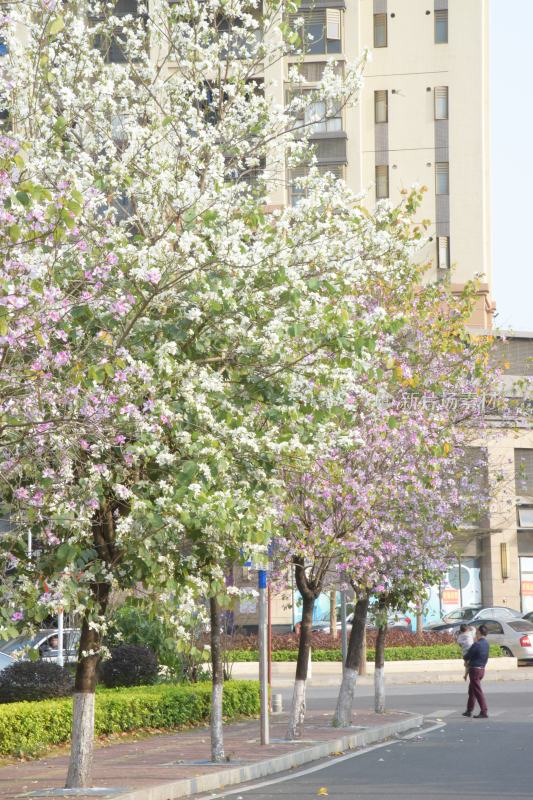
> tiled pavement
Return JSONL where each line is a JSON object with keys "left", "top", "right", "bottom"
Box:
{"left": 0, "top": 708, "right": 418, "bottom": 800}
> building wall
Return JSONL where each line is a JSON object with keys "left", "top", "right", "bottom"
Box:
{"left": 270, "top": 0, "right": 492, "bottom": 300}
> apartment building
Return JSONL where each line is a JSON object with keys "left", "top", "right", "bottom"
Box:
{"left": 264, "top": 0, "right": 494, "bottom": 328}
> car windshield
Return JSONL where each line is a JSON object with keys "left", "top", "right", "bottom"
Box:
{"left": 0, "top": 633, "right": 46, "bottom": 654}
{"left": 508, "top": 620, "right": 533, "bottom": 632}
{"left": 446, "top": 610, "right": 465, "bottom": 620}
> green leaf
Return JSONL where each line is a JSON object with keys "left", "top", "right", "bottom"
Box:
{"left": 48, "top": 15, "right": 65, "bottom": 35}
{"left": 8, "top": 225, "right": 21, "bottom": 243}
{"left": 15, "top": 192, "right": 31, "bottom": 207}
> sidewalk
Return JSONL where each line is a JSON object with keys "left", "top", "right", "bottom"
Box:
{"left": 232, "top": 657, "right": 528, "bottom": 686}
{"left": 0, "top": 707, "right": 423, "bottom": 800}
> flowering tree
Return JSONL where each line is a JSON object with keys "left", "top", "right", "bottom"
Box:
{"left": 276, "top": 283, "right": 498, "bottom": 737}
{"left": 0, "top": 0, "right": 432, "bottom": 785}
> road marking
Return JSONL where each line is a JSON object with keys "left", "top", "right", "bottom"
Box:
{"left": 205, "top": 723, "right": 446, "bottom": 799}
{"left": 401, "top": 722, "right": 447, "bottom": 740}
{"left": 427, "top": 709, "right": 455, "bottom": 719}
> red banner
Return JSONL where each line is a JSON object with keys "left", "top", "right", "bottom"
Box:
{"left": 442, "top": 589, "right": 460, "bottom": 604}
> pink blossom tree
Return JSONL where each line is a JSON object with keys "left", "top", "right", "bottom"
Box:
{"left": 276, "top": 284, "right": 499, "bottom": 737}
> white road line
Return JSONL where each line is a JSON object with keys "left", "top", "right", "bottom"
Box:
{"left": 427, "top": 710, "right": 455, "bottom": 719}
{"left": 205, "top": 723, "right": 446, "bottom": 799}
{"left": 401, "top": 722, "right": 447, "bottom": 740}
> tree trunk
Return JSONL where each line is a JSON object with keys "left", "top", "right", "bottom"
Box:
{"left": 358, "top": 629, "right": 367, "bottom": 676}
{"left": 333, "top": 594, "right": 369, "bottom": 728}
{"left": 210, "top": 595, "right": 225, "bottom": 763}
{"left": 416, "top": 602, "right": 424, "bottom": 634}
{"left": 374, "top": 624, "right": 387, "bottom": 714}
{"left": 65, "top": 582, "right": 110, "bottom": 788}
{"left": 329, "top": 590, "right": 337, "bottom": 640}
{"left": 286, "top": 592, "right": 315, "bottom": 740}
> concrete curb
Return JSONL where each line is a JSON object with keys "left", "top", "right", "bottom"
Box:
{"left": 114, "top": 713, "right": 424, "bottom": 800}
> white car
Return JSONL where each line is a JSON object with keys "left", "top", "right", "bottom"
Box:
{"left": 0, "top": 652, "right": 15, "bottom": 673}
{"left": 0, "top": 629, "right": 80, "bottom": 663}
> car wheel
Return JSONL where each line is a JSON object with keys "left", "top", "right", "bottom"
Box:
{"left": 500, "top": 646, "right": 513, "bottom": 657}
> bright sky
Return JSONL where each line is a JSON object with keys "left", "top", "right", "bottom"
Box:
{"left": 491, "top": 0, "right": 533, "bottom": 332}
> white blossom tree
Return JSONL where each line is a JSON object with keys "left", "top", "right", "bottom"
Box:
{"left": 0, "top": 0, "right": 434, "bottom": 786}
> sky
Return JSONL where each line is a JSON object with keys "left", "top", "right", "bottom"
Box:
{"left": 491, "top": 0, "right": 533, "bottom": 331}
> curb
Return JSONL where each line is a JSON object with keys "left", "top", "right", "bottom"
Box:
{"left": 114, "top": 713, "right": 424, "bottom": 800}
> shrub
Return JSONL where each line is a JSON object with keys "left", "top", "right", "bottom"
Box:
{"left": 106, "top": 604, "right": 209, "bottom": 682}
{"left": 224, "top": 629, "right": 456, "bottom": 653}
{"left": 100, "top": 644, "right": 158, "bottom": 688}
{"left": 229, "top": 644, "right": 503, "bottom": 662}
{"left": 0, "top": 660, "right": 73, "bottom": 704}
{"left": 0, "top": 680, "right": 259, "bottom": 758}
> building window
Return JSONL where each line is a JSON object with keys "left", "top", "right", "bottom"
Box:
{"left": 375, "top": 165, "right": 389, "bottom": 199}
{"left": 92, "top": 0, "right": 144, "bottom": 64}
{"left": 304, "top": 99, "right": 342, "bottom": 135}
{"left": 518, "top": 507, "right": 533, "bottom": 528}
{"left": 437, "top": 236, "right": 450, "bottom": 269}
{"left": 516, "top": 449, "right": 533, "bottom": 497}
{"left": 290, "top": 10, "right": 342, "bottom": 56}
{"left": 435, "top": 86, "right": 449, "bottom": 120}
{"left": 435, "top": 9, "right": 448, "bottom": 43}
{"left": 435, "top": 162, "right": 449, "bottom": 195}
{"left": 374, "top": 90, "right": 388, "bottom": 123}
{"left": 374, "top": 13, "right": 387, "bottom": 48}
{"left": 288, "top": 164, "right": 344, "bottom": 207}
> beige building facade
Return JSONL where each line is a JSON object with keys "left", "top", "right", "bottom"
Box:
{"left": 265, "top": 0, "right": 494, "bottom": 327}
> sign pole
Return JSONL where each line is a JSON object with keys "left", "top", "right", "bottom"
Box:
{"left": 57, "top": 610, "right": 64, "bottom": 667}
{"left": 258, "top": 569, "right": 269, "bottom": 745}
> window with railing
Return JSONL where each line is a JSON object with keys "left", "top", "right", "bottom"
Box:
{"left": 374, "top": 90, "right": 388, "bottom": 123}
{"left": 288, "top": 9, "right": 342, "bottom": 56}
{"left": 288, "top": 164, "right": 344, "bottom": 207}
{"left": 374, "top": 13, "right": 387, "bottom": 48}
{"left": 375, "top": 164, "right": 389, "bottom": 199}
{"left": 435, "top": 87, "right": 449, "bottom": 120}
{"left": 435, "top": 9, "right": 448, "bottom": 44}
{"left": 91, "top": 0, "right": 146, "bottom": 64}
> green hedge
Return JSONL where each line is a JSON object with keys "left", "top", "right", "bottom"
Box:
{"left": 0, "top": 680, "right": 259, "bottom": 759}
{"left": 230, "top": 645, "right": 503, "bottom": 662}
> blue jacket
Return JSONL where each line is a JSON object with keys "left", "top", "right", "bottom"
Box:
{"left": 465, "top": 637, "right": 489, "bottom": 668}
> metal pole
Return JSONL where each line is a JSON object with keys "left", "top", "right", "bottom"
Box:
{"left": 267, "top": 584, "right": 272, "bottom": 702}
{"left": 258, "top": 569, "right": 269, "bottom": 745}
{"left": 458, "top": 555, "right": 463, "bottom": 607}
{"left": 57, "top": 610, "right": 64, "bottom": 667}
{"left": 340, "top": 589, "right": 348, "bottom": 664}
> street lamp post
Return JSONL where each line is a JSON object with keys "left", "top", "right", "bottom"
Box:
{"left": 258, "top": 569, "right": 269, "bottom": 745}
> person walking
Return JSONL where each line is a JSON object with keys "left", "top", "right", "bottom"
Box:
{"left": 462, "top": 624, "right": 489, "bottom": 719}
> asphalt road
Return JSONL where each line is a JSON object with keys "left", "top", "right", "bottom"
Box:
{"left": 205, "top": 680, "right": 533, "bottom": 800}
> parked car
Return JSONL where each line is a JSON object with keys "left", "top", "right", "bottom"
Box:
{"left": 470, "top": 617, "right": 533, "bottom": 661}
{"left": 0, "top": 629, "right": 80, "bottom": 663}
{"left": 311, "top": 609, "right": 411, "bottom": 634}
{"left": 522, "top": 611, "right": 533, "bottom": 625}
{"left": 0, "top": 652, "right": 15, "bottom": 673}
{"left": 424, "top": 605, "right": 521, "bottom": 633}
{"left": 366, "top": 609, "right": 412, "bottom": 631}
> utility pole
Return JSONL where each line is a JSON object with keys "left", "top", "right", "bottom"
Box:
{"left": 258, "top": 569, "right": 269, "bottom": 745}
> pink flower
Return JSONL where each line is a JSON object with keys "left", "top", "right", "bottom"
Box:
{"left": 11, "top": 611, "right": 24, "bottom": 622}
{"left": 54, "top": 350, "right": 70, "bottom": 367}
{"left": 146, "top": 268, "right": 161, "bottom": 285}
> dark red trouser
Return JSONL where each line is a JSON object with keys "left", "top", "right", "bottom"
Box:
{"left": 467, "top": 667, "right": 487, "bottom": 714}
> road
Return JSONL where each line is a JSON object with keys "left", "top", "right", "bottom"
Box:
{"left": 204, "top": 680, "right": 533, "bottom": 800}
